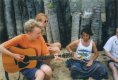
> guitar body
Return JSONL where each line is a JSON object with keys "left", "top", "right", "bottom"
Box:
{"left": 2, "top": 46, "right": 37, "bottom": 73}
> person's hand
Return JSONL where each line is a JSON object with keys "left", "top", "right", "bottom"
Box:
{"left": 13, "top": 54, "right": 25, "bottom": 62}
{"left": 71, "top": 52, "right": 78, "bottom": 60}
{"left": 70, "top": 52, "right": 83, "bottom": 60}
{"left": 86, "top": 60, "right": 93, "bottom": 67}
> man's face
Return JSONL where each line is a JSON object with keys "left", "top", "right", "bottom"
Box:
{"left": 82, "top": 32, "right": 90, "bottom": 41}
{"left": 29, "top": 27, "right": 41, "bottom": 40}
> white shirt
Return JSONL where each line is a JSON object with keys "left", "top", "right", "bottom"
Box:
{"left": 76, "top": 39, "right": 93, "bottom": 60}
{"left": 103, "top": 35, "right": 118, "bottom": 58}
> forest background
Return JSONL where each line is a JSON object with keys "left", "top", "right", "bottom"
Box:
{"left": 0, "top": 0, "right": 117, "bottom": 50}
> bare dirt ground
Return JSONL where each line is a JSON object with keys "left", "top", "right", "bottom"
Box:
{"left": 0, "top": 51, "right": 113, "bottom": 80}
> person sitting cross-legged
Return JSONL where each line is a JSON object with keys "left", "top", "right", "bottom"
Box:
{"left": 66, "top": 27, "right": 108, "bottom": 80}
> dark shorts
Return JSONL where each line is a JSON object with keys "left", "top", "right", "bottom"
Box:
{"left": 107, "top": 60, "right": 114, "bottom": 64}
{"left": 20, "top": 61, "right": 44, "bottom": 80}
{"left": 108, "top": 60, "right": 118, "bottom": 68}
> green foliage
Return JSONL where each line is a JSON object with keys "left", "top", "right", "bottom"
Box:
{"left": 48, "top": 3, "right": 55, "bottom": 9}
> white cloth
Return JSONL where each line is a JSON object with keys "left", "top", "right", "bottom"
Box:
{"left": 76, "top": 39, "right": 93, "bottom": 60}
{"left": 103, "top": 35, "right": 118, "bottom": 58}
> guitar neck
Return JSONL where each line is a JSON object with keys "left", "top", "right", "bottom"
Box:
{"left": 29, "top": 55, "right": 54, "bottom": 60}
{"left": 28, "top": 53, "right": 72, "bottom": 60}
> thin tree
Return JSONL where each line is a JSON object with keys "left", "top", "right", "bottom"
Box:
{"left": 0, "top": 0, "right": 6, "bottom": 43}
{"left": 4, "top": 0, "right": 16, "bottom": 39}
{"left": 13, "top": 0, "right": 24, "bottom": 35}
{"left": 69, "top": 0, "right": 82, "bottom": 41}
{"left": 43, "top": 0, "right": 60, "bottom": 43}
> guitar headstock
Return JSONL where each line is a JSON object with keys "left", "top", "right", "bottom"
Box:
{"left": 59, "top": 53, "right": 84, "bottom": 60}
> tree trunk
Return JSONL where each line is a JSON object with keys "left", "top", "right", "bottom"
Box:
{"left": 60, "top": 0, "right": 72, "bottom": 45}
{"left": 105, "top": 0, "right": 117, "bottom": 37}
{"left": 53, "top": 0, "right": 66, "bottom": 46}
{"left": 0, "top": 0, "right": 7, "bottom": 43}
{"left": 43, "top": 0, "right": 53, "bottom": 43}
{"left": 4, "top": 0, "right": 16, "bottom": 39}
{"left": 91, "top": 5, "right": 102, "bottom": 50}
{"left": 19, "top": 0, "right": 29, "bottom": 24}
{"left": 26, "top": 0, "right": 36, "bottom": 18}
{"left": 69, "top": 0, "right": 81, "bottom": 41}
{"left": 116, "top": 0, "right": 118, "bottom": 27}
{"left": 34, "top": 0, "right": 44, "bottom": 14}
{"left": 46, "top": 23, "right": 53, "bottom": 43}
{"left": 13, "top": 0, "right": 24, "bottom": 35}
{"left": 43, "top": 0, "right": 60, "bottom": 42}
{"left": 71, "top": 13, "right": 81, "bottom": 41}
{"left": 80, "top": 0, "right": 97, "bottom": 32}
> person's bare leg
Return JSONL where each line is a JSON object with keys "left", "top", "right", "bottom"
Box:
{"left": 40, "top": 64, "right": 52, "bottom": 80}
{"left": 109, "top": 62, "right": 118, "bottom": 80}
{"left": 35, "top": 70, "right": 45, "bottom": 80}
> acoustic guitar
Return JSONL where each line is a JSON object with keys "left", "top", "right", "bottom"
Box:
{"left": 2, "top": 46, "right": 72, "bottom": 73}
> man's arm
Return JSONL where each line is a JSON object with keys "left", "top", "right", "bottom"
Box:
{"left": 91, "top": 42, "right": 99, "bottom": 61}
{"left": 103, "top": 36, "right": 118, "bottom": 62}
{"left": 0, "top": 43, "right": 14, "bottom": 57}
{"left": 66, "top": 40, "right": 79, "bottom": 53}
{"left": 0, "top": 43, "right": 24, "bottom": 61}
{"left": 104, "top": 49, "right": 118, "bottom": 63}
{"left": 0, "top": 35, "right": 25, "bottom": 61}
{"left": 86, "top": 42, "right": 99, "bottom": 67}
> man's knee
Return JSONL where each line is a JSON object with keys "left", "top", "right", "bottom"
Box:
{"left": 35, "top": 70, "right": 45, "bottom": 79}
{"left": 109, "top": 62, "right": 117, "bottom": 71}
{"left": 40, "top": 64, "right": 52, "bottom": 76}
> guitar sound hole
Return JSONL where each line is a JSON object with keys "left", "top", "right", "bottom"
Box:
{"left": 23, "top": 55, "right": 29, "bottom": 63}
{"left": 14, "top": 55, "right": 30, "bottom": 68}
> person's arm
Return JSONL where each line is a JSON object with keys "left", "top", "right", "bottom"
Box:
{"left": 0, "top": 43, "right": 14, "bottom": 57}
{"left": 91, "top": 42, "right": 99, "bottom": 60}
{"left": 66, "top": 40, "right": 79, "bottom": 60}
{"left": 104, "top": 49, "right": 118, "bottom": 63}
{"left": 103, "top": 36, "right": 118, "bottom": 62}
{"left": 66, "top": 40, "right": 79, "bottom": 53}
{"left": 86, "top": 42, "right": 99, "bottom": 67}
{"left": 0, "top": 35, "right": 25, "bottom": 61}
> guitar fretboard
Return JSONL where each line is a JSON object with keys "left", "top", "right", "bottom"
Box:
{"left": 28, "top": 53, "right": 72, "bottom": 60}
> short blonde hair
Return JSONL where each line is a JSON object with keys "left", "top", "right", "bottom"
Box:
{"left": 35, "top": 13, "right": 47, "bottom": 21}
{"left": 24, "top": 19, "right": 41, "bottom": 33}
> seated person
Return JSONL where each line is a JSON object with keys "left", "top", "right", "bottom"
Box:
{"left": 0, "top": 19, "right": 52, "bottom": 80}
{"left": 35, "top": 13, "right": 61, "bottom": 55}
{"left": 103, "top": 27, "right": 118, "bottom": 80}
{"left": 66, "top": 27, "right": 108, "bottom": 80}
